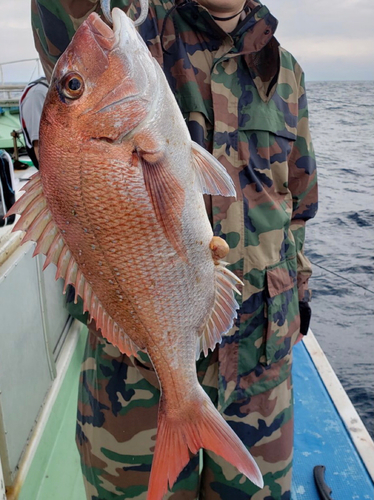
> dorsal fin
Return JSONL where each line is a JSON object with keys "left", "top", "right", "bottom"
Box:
{"left": 197, "top": 263, "right": 243, "bottom": 359}
{"left": 7, "top": 172, "right": 142, "bottom": 358}
{"left": 191, "top": 141, "right": 236, "bottom": 197}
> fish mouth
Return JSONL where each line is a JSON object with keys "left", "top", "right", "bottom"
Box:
{"left": 85, "top": 8, "right": 136, "bottom": 51}
{"left": 87, "top": 11, "right": 116, "bottom": 50}
{"left": 111, "top": 8, "right": 146, "bottom": 53}
{"left": 77, "top": 9, "right": 156, "bottom": 143}
{"left": 85, "top": 9, "right": 148, "bottom": 74}
{"left": 82, "top": 9, "right": 149, "bottom": 119}
{"left": 112, "top": 7, "right": 128, "bottom": 47}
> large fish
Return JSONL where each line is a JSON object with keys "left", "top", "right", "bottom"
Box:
{"left": 8, "top": 8, "right": 263, "bottom": 499}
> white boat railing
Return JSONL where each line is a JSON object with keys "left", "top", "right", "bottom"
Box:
{"left": 3, "top": 320, "right": 79, "bottom": 500}
{"left": 0, "top": 59, "right": 44, "bottom": 108}
{"left": 0, "top": 85, "right": 26, "bottom": 107}
{"left": 0, "top": 59, "right": 42, "bottom": 86}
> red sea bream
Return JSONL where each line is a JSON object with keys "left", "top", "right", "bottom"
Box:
{"left": 7, "top": 8, "right": 263, "bottom": 499}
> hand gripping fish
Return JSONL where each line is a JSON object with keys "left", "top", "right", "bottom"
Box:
{"left": 7, "top": 8, "right": 263, "bottom": 499}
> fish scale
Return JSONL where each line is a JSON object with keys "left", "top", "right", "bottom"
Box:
{"left": 82, "top": 158, "right": 184, "bottom": 337}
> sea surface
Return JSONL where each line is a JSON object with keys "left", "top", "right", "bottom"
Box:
{"left": 305, "top": 80, "right": 374, "bottom": 437}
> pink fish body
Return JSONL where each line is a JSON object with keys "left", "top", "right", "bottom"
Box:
{"left": 8, "top": 9, "right": 263, "bottom": 499}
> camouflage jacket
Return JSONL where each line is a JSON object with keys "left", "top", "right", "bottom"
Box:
{"left": 32, "top": 0, "right": 318, "bottom": 407}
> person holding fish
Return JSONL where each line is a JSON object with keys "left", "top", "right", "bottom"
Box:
{"left": 28, "top": 0, "right": 317, "bottom": 498}
{"left": 19, "top": 76, "right": 48, "bottom": 169}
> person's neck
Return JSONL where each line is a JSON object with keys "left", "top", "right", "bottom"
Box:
{"left": 208, "top": 3, "right": 246, "bottom": 33}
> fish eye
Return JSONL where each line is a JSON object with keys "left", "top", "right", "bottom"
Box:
{"left": 61, "top": 72, "right": 85, "bottom": 100}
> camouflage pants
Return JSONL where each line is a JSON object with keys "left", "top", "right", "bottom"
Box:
{"left": 76, "top": 332, "right": 293, "bottom": 500}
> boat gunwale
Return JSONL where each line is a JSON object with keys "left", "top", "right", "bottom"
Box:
{"left": 3, "top": 320, "right": 81, "bottom": 500}
{"left": 303, "top": 330, "right": 374, "bottom": 482}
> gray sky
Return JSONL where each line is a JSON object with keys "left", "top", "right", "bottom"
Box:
{"left": 0, "top": 0, "right": 373, "bottom": 82}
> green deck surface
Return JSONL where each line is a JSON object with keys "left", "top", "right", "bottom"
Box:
{"left": 0, "top": 109, "right": 21, "bottom": 149}
{"left": 19, "top": 327, "right": 87, "bottom": 500}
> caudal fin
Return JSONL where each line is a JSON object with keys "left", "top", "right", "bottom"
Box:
{"left": 147, "top": 394, "right": 263, "bottom": 500}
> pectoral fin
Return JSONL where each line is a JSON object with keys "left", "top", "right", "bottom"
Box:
{"left": 141, "top": 155, "right": 187, "bottom": 260}
{"left": 191, "top": 141, "right": 236, "bottom": 197}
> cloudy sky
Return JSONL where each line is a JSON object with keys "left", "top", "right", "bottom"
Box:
{"left": 0, "top": 0, "right": 373, "bottom": 82}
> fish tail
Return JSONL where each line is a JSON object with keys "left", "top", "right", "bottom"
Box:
{"left": 147, "top": 394, "right": 263, "bottom": 500}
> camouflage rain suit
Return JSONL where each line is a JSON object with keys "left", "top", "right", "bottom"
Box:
{"left": 31, "top": 0, "right": 318, "bottom": 498}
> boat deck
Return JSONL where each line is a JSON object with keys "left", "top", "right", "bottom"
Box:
{"left": 10, "top": 327, "right": 374, "bottom": 500}
{"left": 293, "top": 339, "right": 373, "bottom": 499}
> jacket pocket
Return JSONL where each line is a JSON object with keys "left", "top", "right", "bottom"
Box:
{"left": 262, "top": 258, "right": 299, "bottom": 366}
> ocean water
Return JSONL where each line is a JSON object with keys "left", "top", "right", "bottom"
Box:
{"left": 305, "top": 80, "right": 374, "bottom": 437}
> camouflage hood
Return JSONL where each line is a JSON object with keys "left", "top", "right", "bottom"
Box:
{"left": 162, "top": 0, "right": 279, "bottom": 85}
